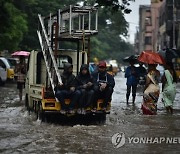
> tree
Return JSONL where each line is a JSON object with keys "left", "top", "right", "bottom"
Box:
{"left": 83, "top": 1, "right": 133, "bottom": 62}
{"left": 0, "top": 0, "right": 28, "bottom": 51}
{"left": 18, "top": 0, "right": 81, "bottom": 50}
{"left": 90, "top": 29, "right": 134, "bottom": 63}
{"left": 0, "top": 0, "right": 134, "bottom": 60}
{"left": 85, "top": 0, "right": 135, "bottom": 13}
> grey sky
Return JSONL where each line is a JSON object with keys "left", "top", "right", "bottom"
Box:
{"left": 124, "top": 0, "right": 151, "bottom": 43}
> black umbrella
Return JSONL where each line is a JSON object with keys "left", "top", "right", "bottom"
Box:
{"left": 158, "top": 48, "right": 179, "bottom": 62}
{"left": 166, "top": 48, "right": 179, "bottom": 62}
{"left": 123, "top": 55, "right": 139, "bottom": 63}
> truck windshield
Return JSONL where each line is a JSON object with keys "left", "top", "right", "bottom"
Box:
{"left": 57, "top": 56, "right": 72, "bottom": 69}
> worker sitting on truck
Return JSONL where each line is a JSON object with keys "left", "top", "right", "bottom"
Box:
{"left": 55, "top": 63, "right": 81, "bottom": 114}
{"left": 76, "top": 64, "right": 94, "bottom": 114}
{"left": 92, "top": 61, "right": 115, "bottom": 112}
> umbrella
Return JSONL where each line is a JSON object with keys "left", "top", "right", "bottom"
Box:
{"left": 11, "top": 51, "right": 30, "bottom": 57}
{"left": 138, "top": 51, "right": 165, "bottom": 65}
{"left": 157, "top": 49, "right": 166, "bottom": 58}
{"left": 123, "top": 55, "right": 139, "bottom": 63}
{"left": 158, "top": 48, "right": 179, "bottom": 62}
{"left": 166, "top": 48, "right": 179, "bottom": 62}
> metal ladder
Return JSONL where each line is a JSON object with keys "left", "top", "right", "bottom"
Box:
{"left": 37, "top": 14, "right": 62, "bottom": 96}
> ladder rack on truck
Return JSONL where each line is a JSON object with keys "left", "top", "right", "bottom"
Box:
{"left": 46, "top": 5, "right": 98, "bottom": 40}
{"left": 37, "top": 5, "right": 98, "bottom": 95}
{"left": 25, "top": 5, "right": 110, "bottom": 122}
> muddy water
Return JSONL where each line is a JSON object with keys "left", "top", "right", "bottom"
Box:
{"left": 0, "top": 73, "right": 180, "bottom": 153}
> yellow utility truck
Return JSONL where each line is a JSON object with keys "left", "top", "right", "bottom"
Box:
{"left": 25, "top": 5, "right": 111, "bottom": 121}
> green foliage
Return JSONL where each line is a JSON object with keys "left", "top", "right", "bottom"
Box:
{"left": 18, "top": 0, "right": 80, "bottom": 51}
{"left": 89, "top": 6, "right": 132, "bottom": 62}
{"left": 81, "top": 0, "right": 133, "bottom": 62}
{"left": 0, "top": 0, "right": 134, "bottom": 62}
{"left": 90, "top": 29, "right": 134, "bottom": 63}
{"left": 85, "top": 0, "right": 134, "bottom": 13}
{"left": 0, "top": 1, "right": 28, "bottom": 51}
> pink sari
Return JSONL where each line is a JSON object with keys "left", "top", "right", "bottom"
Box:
{"left": 141, "top": 71, "right": 160, "bottom": 115}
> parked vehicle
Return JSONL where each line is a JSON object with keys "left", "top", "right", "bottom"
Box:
{"left": 0, "top": 57, "right": 14, "bottom": 80}
{"left": 7, "top": 58, "right": 18, "bottom": 69}
{"left": 0, "top": 59, "right": 7, "bottom": 85}
{"left": 108, "top": 60, "right": 119, "bottom": 75}
{"left": 7, "top": 58, "right": 18, "bottom": 80}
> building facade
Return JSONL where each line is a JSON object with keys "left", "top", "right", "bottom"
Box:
{"left": 136, "top": 0, "right": 180, "bottom": 53}
{"left": 138, "top": 5, "right": 151, "bottom": 53}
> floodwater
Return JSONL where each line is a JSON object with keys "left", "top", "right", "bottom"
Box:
{"left": 0, "top": 72, "right": 180, "bottom": 153}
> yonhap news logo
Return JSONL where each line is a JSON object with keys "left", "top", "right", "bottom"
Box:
{"left": 111, "top": 132, "right": 180, "bottom": 148}
{"left": 111, "top": 132, "right": 126, "bottom": 148}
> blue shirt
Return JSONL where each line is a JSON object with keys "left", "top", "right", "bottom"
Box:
{"left": 125, "top": 66, "right": 139, "bottom": 85}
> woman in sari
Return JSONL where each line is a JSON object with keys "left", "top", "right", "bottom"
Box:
{"left": 162, "top": 62, "right": 177, "bottom": 114}
{"left": 141, "top": 64, "right": 160, "bottom": 115}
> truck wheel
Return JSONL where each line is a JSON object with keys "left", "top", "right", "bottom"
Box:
{"left": 37, "top": 102, "right": 45, "bottom": 122}
{"left": 0, "top": 78, "right": 5, "bottom": 86}
{"left": 97, "top": 114, "right": 106, "bottom": 124}
{"left": 25, "top": 94, "right": 30, "bottom": 112}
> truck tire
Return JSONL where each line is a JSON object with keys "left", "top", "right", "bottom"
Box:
{"left": 0, "top": 78, "right": 5, "bottom": 86}
{"left": 37, "top": 102, "right": 45, "bottom": 122}
{"left": 25, "top": 94, "right": 30, "bottom": 112}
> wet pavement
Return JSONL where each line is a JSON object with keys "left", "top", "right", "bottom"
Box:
{"left": 0, "top": 72, "right": 180, "bottom": 154}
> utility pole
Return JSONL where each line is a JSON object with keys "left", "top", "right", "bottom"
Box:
{"left": 173, "top": 0, "right": 176, "bottom": 49}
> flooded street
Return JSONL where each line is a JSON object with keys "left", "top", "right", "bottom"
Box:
{"left": 0, "top": 72, "right": 180, "bottom": 153}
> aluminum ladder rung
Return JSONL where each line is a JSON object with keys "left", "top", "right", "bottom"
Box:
{"left": 37, "top": 15, "right": 62, "bottom": 96}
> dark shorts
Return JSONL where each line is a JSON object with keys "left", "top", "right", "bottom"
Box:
{"left": 17, "top": 82, "right": 25, "bottom": 90}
